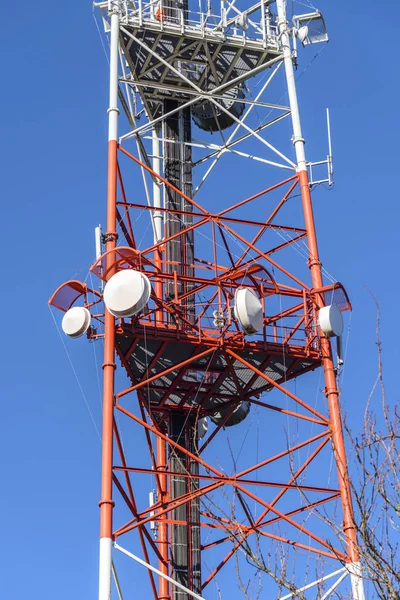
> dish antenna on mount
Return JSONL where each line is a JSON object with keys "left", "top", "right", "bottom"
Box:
{"left": 294, "top": 11, "right": 328, "bottom": 46}
{"left": 62, "top": 306, "right": 91, "bottom": 338}
{"left": 319, "top": 304, "right": 345, "bottom": 365}
{"left": 234, "top": 287, "right": 264, "bottom": 335}
{"left": 103, "top": 269, "right": 151, "bottom": 318}
{"left": 236, "top": 12, "right": 249, "bottom": 30}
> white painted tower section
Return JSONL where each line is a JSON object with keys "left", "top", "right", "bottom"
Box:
{"left": 107, "top": 3, "right": 120, "bottom": 144}
{"left": 276, "top": 0, "right": 307, "bottom": 173}
{"left": 99, "top": 537, "right": 113, "bottom": 600}
{"left": 349, "top": 562, "right": 366, "bottom": 600}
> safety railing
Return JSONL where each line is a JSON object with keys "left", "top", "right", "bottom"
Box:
{"left": 114, "top": 0, "right": 280, "bottom": 48}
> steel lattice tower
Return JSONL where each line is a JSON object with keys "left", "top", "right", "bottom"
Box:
{"left": 50, "top": 1, "right": 366, "bottom": 598}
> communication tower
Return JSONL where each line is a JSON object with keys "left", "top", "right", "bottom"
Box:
{"left": 50, "top": 0, "right": 366, "bottom": 598}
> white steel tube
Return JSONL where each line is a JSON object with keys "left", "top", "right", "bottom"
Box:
{"left": 99, "top": 537, "right": 113, "bottom": 600}
{"left": 320, "top": 572, "right": 348, "bottom": 600}
{"left": 95, "top": 225, "right": 104, "bottom": 290}
{"left": 207, "top": 95, "right": 296, "bottom": 167}
{"left": 261, "top": 0, "right": 267, "bottom": 47}
{"left": 276, "top": 0, "right": 307, "bottom": 172}
{"left": 194, "top": 65, "right": 285, "bottom": 194}
{"left": 349, "top": 562, "right": 366, "bottom": 600}
{"left": 120, "top": 94, "right": 202, "bottom": 141}
{"left": 112, "top": 561, "right": 124, "bottom": 600}
{"left": 108, "top": 5, "right": 120, "bottom": 144}
{"left": 326, "top": 107, "right": 332, "bottom": 158}
{"left": 99, "top": 5, "right": 120, "bottom": 600}
{"left": 114, "top": 543, "right": 206, "bottom": 600}
{"left": 279, "top": 567, "right": 346, "bottom": 600}
{"left": 152, "top": 127, "right": 163, "bottom": 242}
{"left": 138, "top": 0, "right": 143, "bottom": 27}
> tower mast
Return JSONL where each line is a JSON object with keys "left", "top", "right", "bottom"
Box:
{"left": 50, "top": 1, "right": 366, "bottom": 597}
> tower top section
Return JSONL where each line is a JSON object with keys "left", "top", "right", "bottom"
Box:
{"left": 96, "top": 0, "right": 279, "bottom": 50}
{"left": 95, "top": 0, "right": 282, "bottom": 118}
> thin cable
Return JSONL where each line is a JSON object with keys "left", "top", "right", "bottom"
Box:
{"left": 92, "top": 7, "right": 110, "bottom": 65}
{"left": 272, "top": 227, "right": 337, "bottom": 283}
{"left": 293, "top": 0, "right": 317, "bottom": 12}
{"left": 89, "top": 272, "right": 104, "bottom": 410}
{"left": 336, "top": 311, "right": 352, "bottom": 393}
{"left": 278, "top": 286, "right": 290, "bottom": 437}
{"left": 231, "top": 403, "right": 256, "bottom": 468}
{"left": 169, "top": 349, "right": 218, "bottom": 463}
{"left": 49, "top": 306, "right": 102, "bottom": 442}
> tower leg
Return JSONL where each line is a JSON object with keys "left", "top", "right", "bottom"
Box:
{"left": 99, "top": 4, "right": 119, "bottom": 599}
{"left": 276, "top": 0, "right": 364, "bottom": 595}
{"left": 349, "top": 562, "right": 365, "bottom": 600}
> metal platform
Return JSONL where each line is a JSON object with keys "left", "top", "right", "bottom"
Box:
{"left": 116, "top": 332, "right": 320, "bottom": 415}
{"left": 121, "top": 27, "right": 280, "bottom": 92}
{"left": 115, "top": 4, "right": 282, "bottom": 118}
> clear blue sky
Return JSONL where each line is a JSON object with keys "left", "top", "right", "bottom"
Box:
{"left": 1, "top": 0, "right": 399, "bottom": 598}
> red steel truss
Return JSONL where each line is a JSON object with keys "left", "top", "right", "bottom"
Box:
{"left": 50, "top": 138, "right": 361, "bottom": 598}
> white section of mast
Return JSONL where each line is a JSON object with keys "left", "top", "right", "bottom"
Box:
{"left": 108, "top": 4, "right": 120, "bottom": 144}
{"left": 276, "top": 0, "right": 307, "bottom": 173}
{"left": 99, "top": 537, "right": 113, "bottom": 600}
{"left": 349, "top": 562, "right": 366, "bottom": 600}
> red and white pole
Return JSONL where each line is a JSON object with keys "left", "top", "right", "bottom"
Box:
{"left": 98, "top": 2, "right": 120, "bottom": 599}
{"left": 276, "top": 2, "right": 364, "bottom": 597}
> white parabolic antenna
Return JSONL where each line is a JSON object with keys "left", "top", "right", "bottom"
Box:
{"left": 62, "top": 306, "right": 91, "bottom": 338}
{"left": 103, "top": 269, "right": 151, "bottom": 318}
{"left": 234, "top": 287, "right": 264, "bottom": 335}
{"left": 318, "top": 304, "right": 343, "bottom": 337}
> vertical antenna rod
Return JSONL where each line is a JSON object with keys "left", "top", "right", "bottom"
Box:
{"left": 95, "top": 225, "right": 104, "bottom": 290}
{"left": 95, "top": 225, "right": 102, "bottom": 260}
{"left": 326, "top": 108, "right": 334, "bottom": 183}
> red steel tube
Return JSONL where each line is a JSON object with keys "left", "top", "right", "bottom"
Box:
{"left": 99, "top": 139, "right": 118, "bottom": 541}
{"left": 298, "top": 169, "right": 359, "bottom": 563}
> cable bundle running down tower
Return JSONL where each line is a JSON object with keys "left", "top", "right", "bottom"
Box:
{"left": 50, "top": 1, "right": 366, "bottom": 598}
